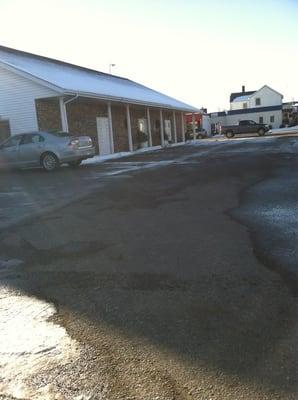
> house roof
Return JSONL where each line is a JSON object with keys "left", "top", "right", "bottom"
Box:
{"left": 230, "top": 85, "right": 283, "bottom": 103}
{"left": 232, "top": 94, "right": 252, "bottom": 102}
{"left": 230, "top": 90, "right": 256, "bottom": 103}
{"left": 0, "top": 45, "right": 198, "bottom": 112}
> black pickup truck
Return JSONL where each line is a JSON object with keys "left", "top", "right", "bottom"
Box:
{"left": 221, "top": 120, "right": 270, "bottom": 138}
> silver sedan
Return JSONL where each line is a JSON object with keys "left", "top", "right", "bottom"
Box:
{"left": 0, "top": 131, "right": 95, "bottom": 171}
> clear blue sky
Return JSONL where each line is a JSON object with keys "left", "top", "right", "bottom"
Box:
{"left": 0, "top": 0, "right": 297, "bottom": 111}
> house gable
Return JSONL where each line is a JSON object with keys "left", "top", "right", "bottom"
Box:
{"left": 249, "top": 85, "right": 283, "bottom": 108}
{"left": 0, "top": 65, "right": 59, "bottom": 134}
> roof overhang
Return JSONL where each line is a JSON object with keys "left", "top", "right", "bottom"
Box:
{"left": 61, "top": 91, "right": 198, "bottom": 112}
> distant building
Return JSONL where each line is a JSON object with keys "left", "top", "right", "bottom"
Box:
{"left": 184, "top": 111, "right": 211, "bottom": 137}
{"left": 210, "top": 85, "right": 283, "bottom": 131}
{"left": 282, "top": 101, "right": 298, "bottom": 127}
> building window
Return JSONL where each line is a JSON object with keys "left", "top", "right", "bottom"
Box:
{"left": 255, "top": 98, "right": 261, "bottom": 106}
{"left": 243, "top": 103, "right": 248, "bottom": 109}
{"left": 259, "top": 116, "right": 264, "bottom": 124}
{"left": 270, "top": 115, "right": 275, "bottom": 123}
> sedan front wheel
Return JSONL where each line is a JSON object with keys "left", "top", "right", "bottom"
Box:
{"left": 41, "top": 152, "right": 59, "bottom": 172}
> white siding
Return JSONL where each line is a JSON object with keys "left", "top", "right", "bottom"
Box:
{"left": 226, "top": 110, "right": 282, "bottom": 128}
{"left": 210, "top": 110, "right": 282, "bottom": 129}
{"left": 0, "top": 66, "right": 59, "bottom": 134}
{"left": 202, "top": 114, "right": 211, "bottom": 136}
{"left": 230, "top": 86, "right": 283, "bottom": 111}
{"left": 209, "top": 113, "right": 228, "bottom": 127}
{"left": 249, "top": 86, "right": 282, "bottom": 108}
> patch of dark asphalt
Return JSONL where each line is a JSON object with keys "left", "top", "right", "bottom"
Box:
{"left": 228, "top": 153, "right": 298, "bottom": 296}
{"left": 1, "top": 271, "right": 188, "bottom": 293}
{"left": 0, "top": 234, "right": 113, "bottom": 266}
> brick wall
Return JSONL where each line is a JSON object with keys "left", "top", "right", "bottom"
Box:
{"left": 35, "top": 98, "right": 62, "bottom": 131}
{"left": 67, "top": 100, "right": 107, "bottom": 152}
{"left": 175, "top": 112, "right": 184, "bottom": 142}
{"left": 112, "top": 105, "right": 129, "bottom": 153}
{"left": 35, "top": 96, "right": 185, "bottom": 154}
{"left": 149, "top": 109, "right": 162, "bottom": 146}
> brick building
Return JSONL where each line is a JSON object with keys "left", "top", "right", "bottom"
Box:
{"left": 0, "top": 45, "right": 198, "bottom": 155}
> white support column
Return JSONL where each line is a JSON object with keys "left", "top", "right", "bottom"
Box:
{"left": 126, "top": 104, "right": 133, "bottom": 152}
{"left": 160, "top": 109, "right": 165, "bottom": 147}
{"left": 107, "top": 102, "right": 115, "bottom": 153}
{"left": 181, "top": 112, "right": 185, "bottom": 142}
{"left": 146, "top": 107, "right": 152, "bottom": 147}
{"left": 59, "top": 97, "right": 69, "bottom": 132}
{"left": 192, "top": 113, "right": 196, "bottom": 141}
{"left": 173, "top": 111, "right": 177, "bottom": 143}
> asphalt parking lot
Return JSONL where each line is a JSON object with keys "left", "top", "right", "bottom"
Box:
{"left": 0, "top": 135, "right": 297, "bottom": 400}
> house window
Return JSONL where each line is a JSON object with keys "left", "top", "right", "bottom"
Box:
{"left": 259, "top": 116, "right": 264, "bottom": 124}
{"left": 270, "top": 115, "right": 275, "bottom": 123}
{"left": 243, "top": 103, "right": 248, "bottom": 109}
{"left": 255, "top": 98, "right": 261, "bottom": 106}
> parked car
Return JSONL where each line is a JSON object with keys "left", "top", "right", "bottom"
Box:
{"left": 185, "top": 128, "right": 207, "bottom": 140}
{"left": 0, "top": 131, "right": 95, "bottom": 171}
{"left": 221, "top": 120, "right": 270, "bottom": 138}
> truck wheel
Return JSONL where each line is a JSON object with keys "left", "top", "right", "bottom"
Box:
{"left": 258, "top": 128, "right": 265, "bottom": 136}
{"left": 226, "top": 131, "right": 234, "bottom": 139}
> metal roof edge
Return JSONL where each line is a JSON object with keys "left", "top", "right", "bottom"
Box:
{"left": 63, "top": 90, "right": 199, "bottom": 112}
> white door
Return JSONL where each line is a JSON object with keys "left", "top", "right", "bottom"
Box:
{"left": 96, "top": 117, "right": 111, "bottom": 155}
{"left": 138, "top": 118, "right": 148, "bottom": 134}
{"left": 164, "top": 120, "right": 172, "bottom": 141}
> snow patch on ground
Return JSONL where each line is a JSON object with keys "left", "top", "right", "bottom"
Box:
{"left": 0, "top": 257, "right": 24, "bottom": 269}
{"left": 82, "top": 143, "right": 185, "bottom": 166}
{"left": 270, "top": 126, "right": 298, "bottom": 135}
{"left": 0, "top": 285, "right": 81, "bottom": 399}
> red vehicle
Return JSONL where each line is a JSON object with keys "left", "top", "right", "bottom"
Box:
{"left": 184, "top": 112, "right": 207, "bottom": 139}
{"left": 185, "top": 112, "right": 202, "bottom": 128}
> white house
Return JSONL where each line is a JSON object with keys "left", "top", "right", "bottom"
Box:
{"left": 210, "top": 85, "right": 283, "bottom": 130}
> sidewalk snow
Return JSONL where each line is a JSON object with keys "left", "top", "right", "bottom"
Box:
{"left": 269, "top": 126, "right": 298, "bottom": 135}
{"left": 82, "top": 142, "right": 186, "bottom": 166}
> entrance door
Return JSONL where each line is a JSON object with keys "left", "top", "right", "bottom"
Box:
{"left": 164, "top": 120, "right": 172, "bottom": 142}
{"left": 138, "top": 118, "right": 148, "bottom": 135}
{"left": 96, "top": 117, "right": 111, "bottom": 155}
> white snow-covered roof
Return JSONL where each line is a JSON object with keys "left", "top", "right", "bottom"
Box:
{"left": 232, "top": 94, "right": 251, "bottom": 102}
{"left": 0, "top": 46, "right": 198, "bottom": 112}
